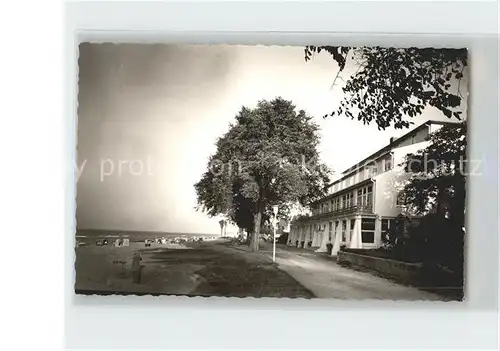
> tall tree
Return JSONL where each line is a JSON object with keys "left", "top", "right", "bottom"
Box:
{"left": 195, "top": 97, "right": 331, "bottom": 251}
{"left": 388, "top": 122, "right": 467, "bottom": 275}
{"left": 304, "top": 46, "right": 467, "bottom": 130}
{"left": 400, "top": 121, "right": 467, "bottom": 226}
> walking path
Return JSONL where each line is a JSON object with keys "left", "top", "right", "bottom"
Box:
{"left": 229, "top": 243, "right": 445, "bottom": 300}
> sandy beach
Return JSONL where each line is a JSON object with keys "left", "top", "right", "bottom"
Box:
{"left": 74, "top": 242, "right": 202, "bottom": 295}
{"left": 74, "top": 240, "right": 313, "bottom": 297}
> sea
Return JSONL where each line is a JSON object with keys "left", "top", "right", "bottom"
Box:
{"left": 75, "top": 229, "right": 226, "bottom": 243}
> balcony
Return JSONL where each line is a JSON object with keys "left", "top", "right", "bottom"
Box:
{"left": 310, "top": 203, "right": 373, "bottom": 220}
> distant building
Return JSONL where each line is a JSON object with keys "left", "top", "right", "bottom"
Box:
{"left": 288, "top": 120, "right": 455, "bottom": 256}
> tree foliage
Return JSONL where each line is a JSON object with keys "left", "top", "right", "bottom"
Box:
{"left": 305, "top": 46, "right": 467, "bottom": 130}
{"left": 380, "top": 122, "right": 467, "bottom": 275}
{"left": 195, "top": 97, "right": 331, "bottom": 251}
{"left": 400, "top": 121, "right": 467, "bottom": 225}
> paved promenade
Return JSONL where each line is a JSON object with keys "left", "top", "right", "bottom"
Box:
{"left": 231, "top": 243, "right": 446, "bottom": 300}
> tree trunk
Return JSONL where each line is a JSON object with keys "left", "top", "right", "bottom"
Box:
{"left": 223, "top": 222, "right": 227, "bottom": 237}
{"left": 250, "top": 211, "right": 262, "bottom": 252}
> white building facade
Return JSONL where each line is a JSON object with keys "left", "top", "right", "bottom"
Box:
{"left": 288, "top": 120, "right": 450, "bottom": 256}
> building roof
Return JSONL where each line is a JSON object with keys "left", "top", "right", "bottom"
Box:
{"left": 332, "top": 120, "right": 458, "bottom": 183}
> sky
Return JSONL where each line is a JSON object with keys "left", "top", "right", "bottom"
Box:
{"left": 76, "top": 44, "right": 468, "bottom": 234}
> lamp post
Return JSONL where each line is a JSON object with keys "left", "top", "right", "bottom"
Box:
{"left": 272, "top": 205, "right": 279, "bottom": 263}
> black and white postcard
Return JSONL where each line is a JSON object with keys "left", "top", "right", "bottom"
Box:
{"left": 75, "top": 44, "right": 468, "bottom": 300}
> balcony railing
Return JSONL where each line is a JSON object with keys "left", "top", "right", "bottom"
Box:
{"left": 310, "top": 203, "right": 373, "bottom": 219}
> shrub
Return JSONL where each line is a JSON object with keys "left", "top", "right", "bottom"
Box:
{"left": 382, "top": 213, "right": 464, "bottom": 275}
{"left": 295, "top": 240, "right": 299, "bottom": 247}
{"left": 277, "top": 232, "right": 289, "bottom": 245}
{"left": 307, "top": 241, "right": 312, "bottom": 247}
{"left": 382, "top": 214, "right": 409, "bottom": 250}
{"left": 413, "top": 214, "right": 464, "bottom": 272}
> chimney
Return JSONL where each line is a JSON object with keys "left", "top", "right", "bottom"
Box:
{"left": 389, "top": 137, "right": 395, "bottom": 144}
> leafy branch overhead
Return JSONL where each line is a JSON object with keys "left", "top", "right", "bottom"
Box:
{"left": 305, "top": 46, "right": 468, "bottom": 130}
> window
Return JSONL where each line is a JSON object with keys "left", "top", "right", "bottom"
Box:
{"left": 346, "top": 177, "right": 351, "bottom": 186}
{"left": 362, "top": 232, "right": 375, "bottom": 243}
{"left": 381, "top": 219, "right": 391, "bottom": 232}
{"left": 356, "top": 185, "right": 373, "bottom": 208}
{"left": 345, "top": 192, "right": 353, "bottom": 208}
{"left": 367, "top": 186, "right": 373, "bottom": 207}
{"left": 362, "top": 218, "right": 375, "bottom": 231}
{"left": 384, "top": 155, "right": 393, "bottom": 171}
{"left": 328, "top": 221, "right": 333, "bottom": 241}
{"left": 364, "top": 167, "right": 371, "bottom": 179}
{"left": 361, "top": 218, "right": 376, "bottom": 243}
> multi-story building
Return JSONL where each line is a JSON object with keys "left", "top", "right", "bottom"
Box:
{"left": 288, "top": 120, "right": 454, "bottom": 256}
